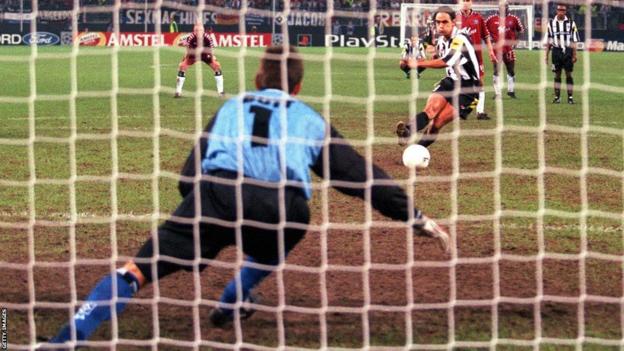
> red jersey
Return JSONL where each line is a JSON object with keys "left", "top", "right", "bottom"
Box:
{"left": 185, "top": 32, "right": 214, "bottom": 51}
{"left": 485, "top": 14, "right": 524, "bottom": 53}
{"left": 456, "top": 10, "right": 490, "bottom": 56}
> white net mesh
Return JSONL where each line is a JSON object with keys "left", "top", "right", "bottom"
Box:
{"left": 1, "top": 0, "right": 624, "bottom": 350}
{"left": 399, "top": 3, "right": 534, "bottom": 50}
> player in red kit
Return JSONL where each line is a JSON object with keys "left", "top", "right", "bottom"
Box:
{"left": 175, "top": 22, "right": 224, "bottom": 98}
{"left": 456, "top": 0, "right": 497, "bottom": 120}
{"left": 486, "top": 2, "right": 524, "bottom": 99}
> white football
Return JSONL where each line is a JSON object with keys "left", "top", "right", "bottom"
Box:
{"left": 402, "top": 144, "right": 430, "bottom": 169}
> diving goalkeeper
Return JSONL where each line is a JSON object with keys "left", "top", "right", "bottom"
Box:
{"left": 43, "top": 46, "right": 450, "bottom": 349}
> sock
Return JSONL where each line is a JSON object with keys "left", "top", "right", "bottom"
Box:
{"left": 507, "top": 74, "right": 515, "bottom": 93}
{"left": 477, "top": 91, "right": 485, "bottom": 113}
{"left": 492, "top": 75, "right": 501, "bottom": 96}
{"left": 214, "top": 70, "right": 224, "bottom": 94}
{"left": 566, "top": 77, "right": 574, "bottom": 97}
{"left": 417, "top": 125, "right": 438, "bottom": 148}
{"left": 50, "top": 270, "right": 139, "bottom": 344}
{"left": 176, "top": 71, "right": 185, "bottom": 94}
{"left": 417, "top": 138, "right": 435, "bottom": 148}
{"left": 218, "top": 256, "right": 273, "bottom": 315}
{"left": 414, "top": 112, "right": 429, "bottom": 132}
{"left": 554, "top": 77, "right": 561, "bottom": 98}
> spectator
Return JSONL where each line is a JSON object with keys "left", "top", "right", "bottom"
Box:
{"left": 169, "top": 12, "right": 178, "bottom": 33}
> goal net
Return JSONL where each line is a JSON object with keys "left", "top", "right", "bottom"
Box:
{"left": 1, "top": 0, "right": 624, "bottom": 350}
{"left": 400, "top": 3, "right": 535, "bottom": 50}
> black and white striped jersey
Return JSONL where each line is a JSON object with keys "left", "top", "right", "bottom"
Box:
{"left": 547, "top": 16, "right": 579, "bottom": 51}
{"left": 435, "top": 35, "right": 447, "bottom": 59}
{"left": 401, "top": 38, "right": 426, "bottom": 60}
{"left": 435, "top": 27, "right": 481, "bottom": 86}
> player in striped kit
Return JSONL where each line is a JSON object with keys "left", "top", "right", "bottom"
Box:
{"left": 485, "top": 2, "right": 524, "bottom": 99}
{"left": 397, "top": 6, "right": 481, "bottom": 148}
{"left": 545, "top": 4, "right": 579, "bottom": 104}
{"left": 400, "top": 35, "right": 427, "bottom": 79}
{"left": 456, "top": 0, "right": 497, "bottom": 120}
{"left": 175, "top": 22, "right": 224, "bottom": 98}
{"left": 400, "top": 14, "right": 437, "bottom": 79}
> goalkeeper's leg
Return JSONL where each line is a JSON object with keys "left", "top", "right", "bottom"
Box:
{"left": 211, "top": 224, "right": 307, "bottom": 327}
{"left": 47, "top": 224, "right": 202, "bottom": 347}
{"left": 47, "top": 183, "right": 229, "bottom": 347}
{"left": 209, "top": 255, "right": 276, "bottom": 328}
{"left": 47, "top": 262, "right": 145, "bottom": 345}
{"left": 217, "top": 255, "right": 278, "bottom": 312}
{"left": 215, "top": 239, "right": 295, "bottom": 318}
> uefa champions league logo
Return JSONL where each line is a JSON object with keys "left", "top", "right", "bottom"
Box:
{"left": 272, "top": 33, "right": 284, "bottom": 46}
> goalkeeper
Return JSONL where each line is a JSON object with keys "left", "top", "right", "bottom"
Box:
{"left": 44, "top": 46, "right": 449, "bottom": 348}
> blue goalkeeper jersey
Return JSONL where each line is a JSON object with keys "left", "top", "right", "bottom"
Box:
{"left": 201, "top": 89, "right": 326, "bottom": 199}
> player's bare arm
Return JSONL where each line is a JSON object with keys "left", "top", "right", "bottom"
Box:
{"left": 545, "top": 19, "right": 552, "bottom": 64}
{"left": 545, "top": 42, "right": 551, "bottom": 64}
{"left": 486, "top": 37, "right": 497, "bottom": 63}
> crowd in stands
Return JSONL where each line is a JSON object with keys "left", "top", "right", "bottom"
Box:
{"left": 2, "top": 0, "right": 622, "bottom": 13}
{"left": 1, "top": 0, "right": 622, "bottom": 31}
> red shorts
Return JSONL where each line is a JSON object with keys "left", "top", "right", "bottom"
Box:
{"left": 183, "top": 53, "right": 213, "bottom": 66}
{"left": 499, "top": 50, "right": 516, "bottom": 64}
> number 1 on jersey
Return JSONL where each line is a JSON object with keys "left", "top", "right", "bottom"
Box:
{"left": 250, "top": 105, "right": 271, "bottom": 147}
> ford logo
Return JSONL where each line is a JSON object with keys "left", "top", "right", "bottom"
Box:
{"left": 22, "top": 32, "right": 60, "bottom": 46}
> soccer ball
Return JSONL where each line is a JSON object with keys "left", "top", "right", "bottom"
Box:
{"left": 402, "top": 144, "right": 430, "bottom": 169}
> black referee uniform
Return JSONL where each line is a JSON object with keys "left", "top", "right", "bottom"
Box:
{"left": 546, "top": 8, "right": 579, "bottom": 104}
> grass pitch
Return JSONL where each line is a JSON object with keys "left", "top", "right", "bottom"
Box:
{"left": 1, "top": 46, "right": 623, "bottom": 350}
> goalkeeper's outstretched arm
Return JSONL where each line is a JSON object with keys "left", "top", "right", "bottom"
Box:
{"left": 310, "top": 126, "right": 450, "bottom": 251}
{"left": 310, "top": 126, "right": 414, "bottom": 221}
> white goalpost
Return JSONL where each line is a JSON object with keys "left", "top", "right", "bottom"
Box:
{"left": 400, "top": 3, "right": 535, "bottom": 50}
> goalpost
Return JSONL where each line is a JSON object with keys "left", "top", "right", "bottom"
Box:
{"left": 400, "top": 3, "right": 535, "bottom": 50}
{"left": 3, "top": 0, "right": 624, "bottom": 350}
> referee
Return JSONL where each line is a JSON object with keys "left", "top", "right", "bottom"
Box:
{"left": 545, "top": 4, "right": 579, "bottom": 104}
